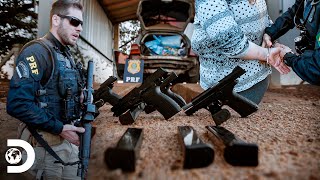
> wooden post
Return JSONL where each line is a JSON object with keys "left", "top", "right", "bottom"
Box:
{"left": 114, "top": 23, "right": 119, "bottom": 51}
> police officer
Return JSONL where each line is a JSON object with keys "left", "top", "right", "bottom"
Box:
{"left": 7, "top": 0, "right": 85, "bottom": 179}
{"left": 263, "top": 0, "right": 320, "bottom": 85}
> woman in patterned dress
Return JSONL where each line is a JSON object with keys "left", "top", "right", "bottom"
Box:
{"left": 191, "top": 0, "right": 290, "bottom": 104}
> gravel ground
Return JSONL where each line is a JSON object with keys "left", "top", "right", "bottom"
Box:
{"left": 0, "top": 84, "right": 319, "bottom": 180}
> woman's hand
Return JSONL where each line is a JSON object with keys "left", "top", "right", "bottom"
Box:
{"left": 273, "top": 43, "right": 294, "bottom": 58}
{"left": 268, "top": 47, "right": 291, "bottom": 74}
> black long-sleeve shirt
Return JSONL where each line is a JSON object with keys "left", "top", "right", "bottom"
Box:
{"left": 6, "top": 33, "right": 70, "bottom": 134}
{"left": 265, "top": 0, "right": 320, "bottom": 85}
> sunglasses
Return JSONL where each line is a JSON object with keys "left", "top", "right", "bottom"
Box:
{"left": 57, "top": 14, "right": 83, "bottom": 27}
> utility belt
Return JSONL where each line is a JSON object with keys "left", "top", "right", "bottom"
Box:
{"left": 17, "top": 122, "right": 79, "bottom": 167}
{"left": 34, "top": 130, "right": 64, "bottom": 147}
{"left": 18, "top": 123, "right": 65, "bottom": 147}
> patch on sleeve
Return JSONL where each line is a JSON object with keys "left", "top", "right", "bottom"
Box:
{"left": 25, "top": 55, "right": 39, "bottom": 75}
{"left": 16, "top": 61, "right": 30, "bottom": 79}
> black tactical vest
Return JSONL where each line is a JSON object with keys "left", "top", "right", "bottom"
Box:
{"left": 35, "top": 38, "right": 83, "bottom": 124}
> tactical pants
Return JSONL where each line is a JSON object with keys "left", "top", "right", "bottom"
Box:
{"left": 23, "top": 139, "right": 81, "bottom": 180}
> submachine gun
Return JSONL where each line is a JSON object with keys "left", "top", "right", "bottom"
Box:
{"left": 183, "top": 66, "right": 258, "bottom": 125}
{"left": 77, "top": 59, "right": 96, "bottom": 179}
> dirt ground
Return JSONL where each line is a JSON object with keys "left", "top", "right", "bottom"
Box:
{"left": 0, "top": 83, "right": 319, "bottom": 180}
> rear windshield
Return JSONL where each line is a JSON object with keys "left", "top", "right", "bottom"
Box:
{"left": 140, "top": 1, "right": 191, "bottom": 29}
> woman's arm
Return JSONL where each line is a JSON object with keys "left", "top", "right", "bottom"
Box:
{"left": 195, "top": 0, "right": 290, "bottom": 74}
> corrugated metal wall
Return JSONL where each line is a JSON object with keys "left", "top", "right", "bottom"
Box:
{"left": 80, "top": 0, "right": 113, "bottom": 59}
{"left": 79, "top": 0, "right": 115, "bottom": 83}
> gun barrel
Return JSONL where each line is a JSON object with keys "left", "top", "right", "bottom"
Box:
{"left": 190, "top": 66, "right": 245, "bottom": 106}
{"left": 86, "top": 60, "right": 94, "bottom": 91}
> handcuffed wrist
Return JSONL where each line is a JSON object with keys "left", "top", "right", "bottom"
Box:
{"left": 266, "top": 48, "right": 270, "bottom": 64}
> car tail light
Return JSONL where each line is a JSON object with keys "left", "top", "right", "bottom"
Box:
{"left": 130, "top": 44, "right": 140, "bottom": 55}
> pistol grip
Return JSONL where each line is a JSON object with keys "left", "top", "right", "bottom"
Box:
{"left": 226, "top": 92, "right": 258, "bottom": 117}
{"left": 163, "top": 89, "right": 186, "bottom": 107}
{"left": 142, "top": 86, "right": 181, "bottom": 120}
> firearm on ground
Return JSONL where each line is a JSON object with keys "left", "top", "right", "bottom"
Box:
{"left": 144, "top": 72, "right": 186, "bottom": 114}
{"left": 183, "top": 66, "right": 258, "bottom": 125}
{"left": 111, "top": 68, "right": 182, "bottom": 122}
{"left": 93, "top": 76, "right": 120, "bottom": 108}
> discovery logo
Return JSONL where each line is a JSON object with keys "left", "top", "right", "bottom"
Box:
{"left": 5, "top": 139, "right": 35, "bottom": 173}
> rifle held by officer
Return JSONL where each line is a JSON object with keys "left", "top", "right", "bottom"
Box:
{"left": 183, "top": 66, "right": 258, "bottom": 125}
{"left": 77, "top": 59, "right": 96, "bottom": 179}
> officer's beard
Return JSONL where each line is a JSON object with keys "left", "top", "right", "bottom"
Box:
{"left": 57, "top": 23, "right": 76, "bottom": 46}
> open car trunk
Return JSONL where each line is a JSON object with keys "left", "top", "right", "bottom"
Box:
{"left": 137, "top": 0, "right": 194, "bottom": 32}
{"left": 123, "top": 0, "right": 199, "bottom": 83}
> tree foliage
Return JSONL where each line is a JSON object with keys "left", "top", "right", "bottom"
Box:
{"left": 0, "top": 0, "right": 38, "bottom": 55}
{"left": 118, "top": 20, "right": 140, "bottom": 54}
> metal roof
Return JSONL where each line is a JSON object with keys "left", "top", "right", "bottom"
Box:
{"left": 98, "top": 0, "right": 140, "bottom": 24}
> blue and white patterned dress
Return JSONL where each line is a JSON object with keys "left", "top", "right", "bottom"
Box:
{"left": 191, "top": 0, "right": 272, "bottom": 92}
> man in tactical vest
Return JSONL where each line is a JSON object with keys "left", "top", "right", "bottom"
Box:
{"left": 263, "top": 0, "right": 320, "bottom": 85}
{"left": 7, "top": 0, "right": 85, "bottom": 179}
